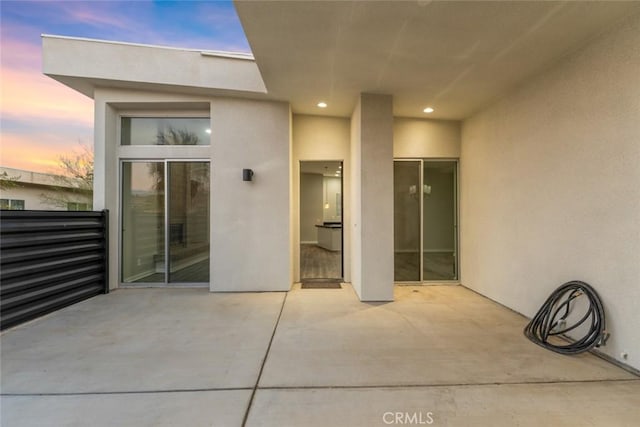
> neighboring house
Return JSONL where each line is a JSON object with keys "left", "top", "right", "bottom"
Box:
{"left": 0, "top": 167, "right": 92, "bottom": 211}
{"left": 41, "top": 2, "right": 640, "bottom": 372}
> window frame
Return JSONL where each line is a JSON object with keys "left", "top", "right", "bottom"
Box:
{"left": 119, "top": 113, "right": 211, "bottom": 147}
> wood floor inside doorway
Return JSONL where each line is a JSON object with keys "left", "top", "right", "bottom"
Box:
{"left": 300, "top": 244, "right": 342, "bottom": 280}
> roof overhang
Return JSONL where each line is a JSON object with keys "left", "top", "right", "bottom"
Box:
{"left": 43, "top": 2, "right": 640, "bottom": 120}
{"left": 235, "top": 1, "right": 640, "bottom": 119}
{"left": 42, "top": 35, "right": 267, "bottom": 99}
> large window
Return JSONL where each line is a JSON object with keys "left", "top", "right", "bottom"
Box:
{"left": 121, "top": 117, "right": 210, "bottom": 146}
{"left": 1, "top": 199, "right": 25, "bottom": 210}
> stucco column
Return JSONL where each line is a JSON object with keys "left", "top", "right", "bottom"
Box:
{"left": 350, "top": 93, "right": 394, "bottom": 301}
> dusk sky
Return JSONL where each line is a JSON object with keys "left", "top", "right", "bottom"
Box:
{"left": 0, "top": 0, "right": 250, "bottom": 173}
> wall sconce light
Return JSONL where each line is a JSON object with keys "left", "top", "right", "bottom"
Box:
{"left": 243, "top": 169, "right": 254, "bottom": 181}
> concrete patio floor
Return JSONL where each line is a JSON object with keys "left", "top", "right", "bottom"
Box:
{"left": 1, "top": 284, "right": 638, "bottom": 426}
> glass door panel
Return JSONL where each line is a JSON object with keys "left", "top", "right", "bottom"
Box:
{"left": 168, "top": 162, "right": 210, "bottom": 283}
{"left": 121, "top": 160, "right": 210, "bottom": 284}
{"left": 394, "top": 161, "right": 421, "bottom": 281}
{"left": 423, "top": 161, "right": 457, "bottom": 280}
{"left": 121, "top": 162, "right": 165, "bottom": 283}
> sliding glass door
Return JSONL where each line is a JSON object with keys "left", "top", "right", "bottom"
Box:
{"left": 121, "top": 161, "right": 210, "bottom": 284}
{"left": 393, "top": 159, "right": 458, "bottom": 282}
{"left": 394, "top": 161, "right": 422, "bottom": 281}
{"left": 422, "top": 161, "right": 457, "bottom": 280}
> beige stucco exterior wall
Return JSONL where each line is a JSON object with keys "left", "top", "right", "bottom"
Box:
{"left": 43, "top": 36, "right": 265, "bottom": 97}
{"left": 0, "top": 185, "right": 89, "bottom": 211}
{"left": 210, "top": 98, "right": 291, "bottom": 292}
{"left": 93, "top": 89, "right": 291, "bottom": 292}
{"left": 460, "top": 14, "right": 640, "bottom": 370}
{"left": 292, "top": 114, "right": 351, "bottom": 282}
{"left": 394, "top": 118, "right": 461, "bottom": 158}
{"left": 0, "top": 167, "right": 91, "bottom": 210}
{"left": 94, "top": 89, "right": 211, "bottom": 290}
{"left": 351, "top": 94, "right": 395, "bottom": 301}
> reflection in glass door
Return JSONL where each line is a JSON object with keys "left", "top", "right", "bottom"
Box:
{"left": 393, "top": 161, "right": 421, "bottom": 281}
{"left": 121, "top": 161, "right": 210, "bottom": 284}
{"left": 393, "top": 159, "right": 458, "bottom": 282}
{"left": 423, "top": 161, "right": 457, "bottom": 280}
{"left": 168, "top": 162, "right": 210, "bottom": 282}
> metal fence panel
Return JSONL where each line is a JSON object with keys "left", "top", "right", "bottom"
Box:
{"left": 0, "top": 210, "right": 109, "bottom": 330}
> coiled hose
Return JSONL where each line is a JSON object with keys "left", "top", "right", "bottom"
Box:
{"left": 524, "top": 280, "right": 608, "bottom": 355}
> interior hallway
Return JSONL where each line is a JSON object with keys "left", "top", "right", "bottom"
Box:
{"left": 1, "top": 285, "right": 638, "bottom": 426}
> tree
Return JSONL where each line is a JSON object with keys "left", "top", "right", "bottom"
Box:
{"left": 0, "top": 171, "right": 21, "bottom": 191}
{"left": 156, "top": 127, "right": 201, "bottom": 145}
{"left": 39, "top": 143, "right": 94, "bottom": 210}
{"left": 147, "top": 127, "right": 204, "bottom": 191}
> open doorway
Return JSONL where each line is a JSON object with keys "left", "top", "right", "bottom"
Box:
{"left": 300, "top": 161, "right": 343, "bottom": 282}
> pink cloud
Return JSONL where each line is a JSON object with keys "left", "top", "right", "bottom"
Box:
{"left": 0, "top": 132, "right": 89, "bottom": 173}
{"left": 1, "top": 26, "right": 93, "bottom": 173}
{"left": 59, "top": 2, "right": 139, "bottom": 31}
{"left": 1, "top": 66, "right": 93, "bottom": 125}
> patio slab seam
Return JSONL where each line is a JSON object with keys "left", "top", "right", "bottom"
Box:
{"left": 253, "top": 377, "right": 640, "bottom": 391}
{"left": 241, "top": 291, "right": 289, "bottom": 427}
{"left": 0, "top": 386, "right": 252, "bottom": 397}
{"left": 3, "top": 377, "right": 638, "bottom": 398}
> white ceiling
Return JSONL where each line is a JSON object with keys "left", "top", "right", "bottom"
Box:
{"left": 235, "top": 1, "right": 640, "bottom": 120}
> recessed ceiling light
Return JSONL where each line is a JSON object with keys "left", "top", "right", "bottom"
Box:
{"left": 423, "top": 107, "right": 434, "bottom": 113}
{"left": 317, "top": 102, "right": 328, "bottom": 108}
{"left": 338, "top": 165, "right": 342, "bottom": 169}
{"left": 205, "top": 129, "right": 212, "bottom": 134}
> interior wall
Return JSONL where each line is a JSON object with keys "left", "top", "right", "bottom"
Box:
{"left": 300, "top": 172, "right": 323, "bottom": 243}
{"left": 460, "top": 14, "right": 640, "bottom": 370}
{"left": 292, "top": 114, "right": 350, "bottom": 282}
{"left": 423, "top": 168, "right": 455, "bottom": 252}
{"left": 323, "top": 176, "right": 342, "bottom": 223}
{"left": 210, "top": 98, "right": 291, "bottom": 292}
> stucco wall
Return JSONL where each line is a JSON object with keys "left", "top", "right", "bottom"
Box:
{"left": 210, "top": 98, "right": 291, "bottom": 292}
{"left": 460, "top": 14, "right": 640, "bottom": 369}
{"left": 292, "top": 114, "right": 351, "bottom": 282}
{"left": 93, "top": 89, "right": 291, "bottom": 292}
{"left": 351, "top": 94, "right": 395, "bottom": 301}
{"left": 0, "top": 185, "right": 89, "bottom": 211}
{"left": 394, "top": 118, "right": 461, "bottom": 158}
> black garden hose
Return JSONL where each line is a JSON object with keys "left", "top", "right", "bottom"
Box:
{"left": 524, "top": 281, "right": 608, "bottom": 355}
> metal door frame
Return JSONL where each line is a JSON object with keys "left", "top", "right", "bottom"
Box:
{"left": 119, "top": 159, "right": 210, "bottom": 287}
{"left": 299, "top": 159, "right": 344, "bottom": 281}
{"left": 394, "top": 158, "right": 459, "bottom": 283}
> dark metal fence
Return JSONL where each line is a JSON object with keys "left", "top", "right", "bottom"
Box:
{"left": 0, "top": 210, "right": 109, "bottom": 330}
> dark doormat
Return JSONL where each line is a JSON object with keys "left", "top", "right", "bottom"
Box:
{"left": 301, "top": 281, "right": 342, "bottom": 289}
